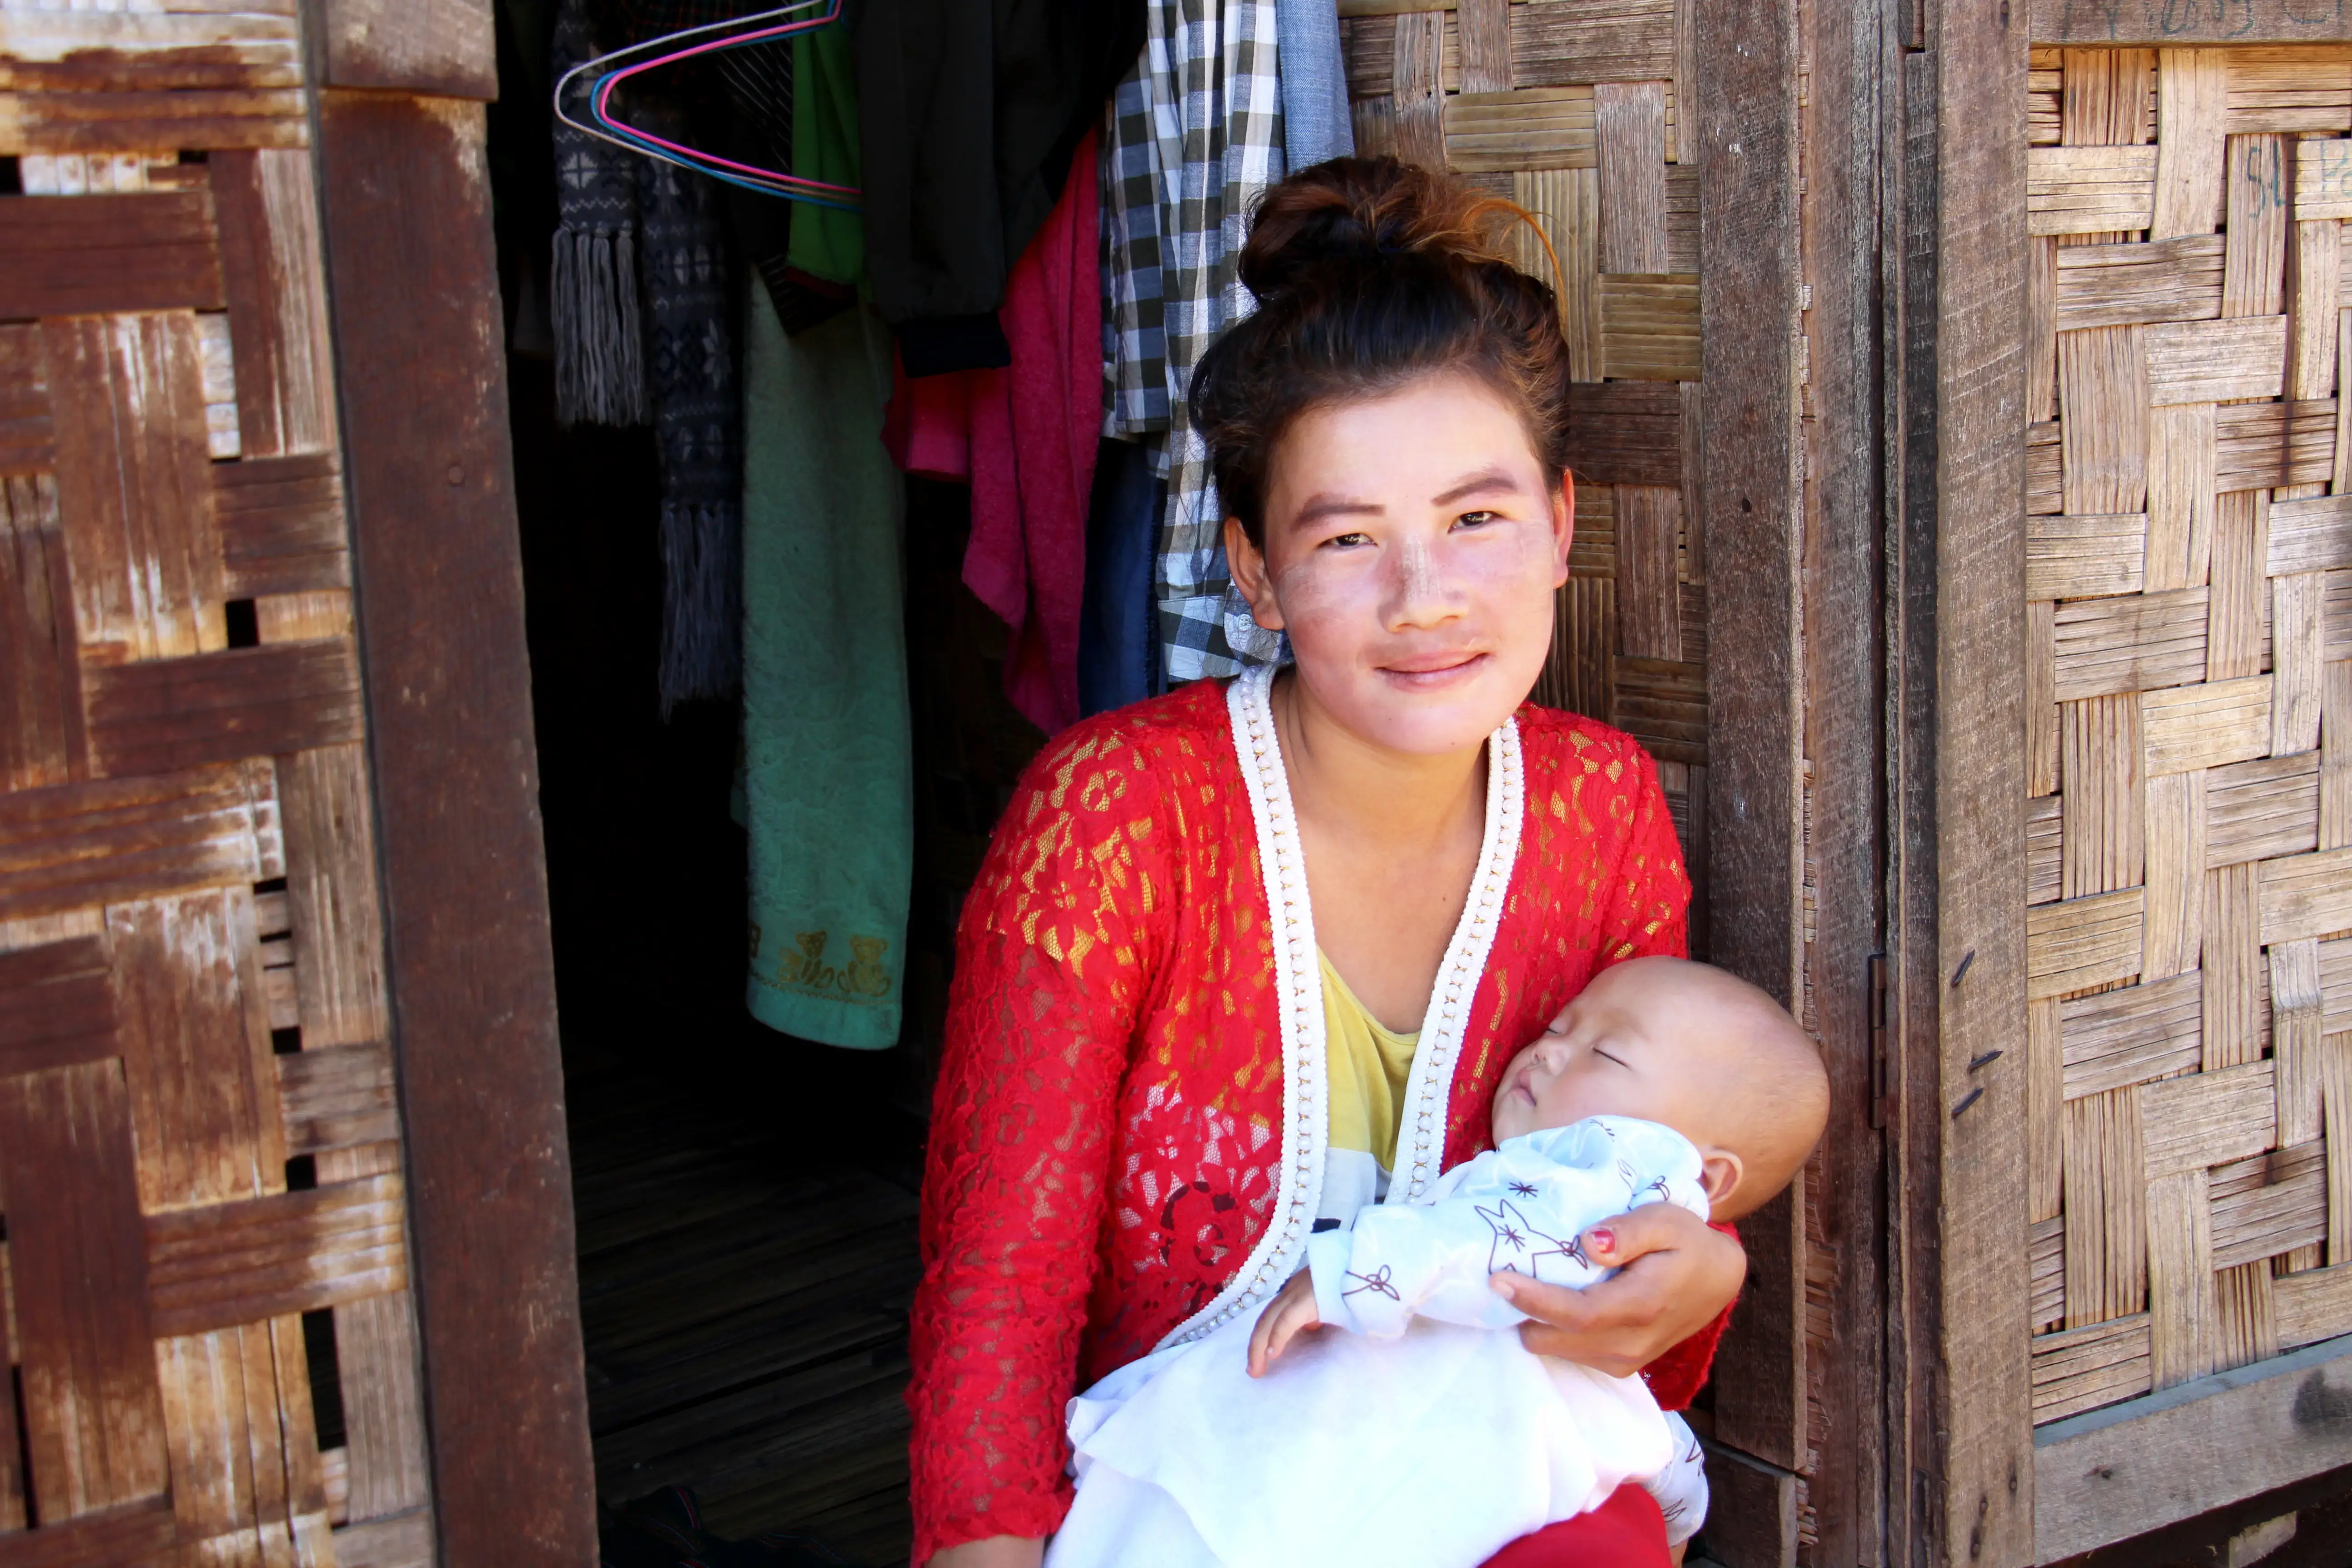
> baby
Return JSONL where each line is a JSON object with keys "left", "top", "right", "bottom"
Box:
{"left": 1044, "top": 957, "right": 1830, "bottom": 1568}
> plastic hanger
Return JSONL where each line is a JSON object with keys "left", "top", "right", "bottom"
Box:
{"left": 554, "top": 0, "right": 862, "bottom": 213}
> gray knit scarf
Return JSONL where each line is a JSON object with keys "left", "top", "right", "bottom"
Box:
{"left": 551, "top": 0, "right": 648, "bottom": 426}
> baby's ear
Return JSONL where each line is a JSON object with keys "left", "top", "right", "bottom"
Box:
{"left": 1698, "top": 1150, "right": 1744, "bottom": 1213}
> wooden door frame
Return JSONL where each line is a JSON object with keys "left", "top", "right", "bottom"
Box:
{"left": 302, "top": 2, "right": 598, "bottom": 1563}
{"left": 1895, "top": 5, "right": 2352, "bottom": 1565}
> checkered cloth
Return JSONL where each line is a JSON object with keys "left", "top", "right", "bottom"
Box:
{"left": 1101, "top": 0, "right": 1287, "bottom": 681}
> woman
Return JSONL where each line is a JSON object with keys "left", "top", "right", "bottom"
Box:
{"left": 908, "top": 159, "right": 1748, "bottom": 1568}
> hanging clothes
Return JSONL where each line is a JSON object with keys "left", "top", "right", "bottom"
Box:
{"left": 1079, "top": 436, "right": 1163, "bottom": 716}
{"left": 855, "top": 0, "right": 1145, "bottom": 376}
{"left": 739, "top": 279, "right": 913, "bottom": 1050}
{"left": 635, "top": 102, "right": 744, "bottom": 712}
{"left": 883, "top": 130, "right": 1102, "bottom": 737}
{"left": 1276, "top": 0, "right": 1354, "bottom": 171}
{"left": 1098, "top": 0, "right": 1288, "bottom": 682}
{"left": 551, "top": 0, "right": 650, "bottom": 426}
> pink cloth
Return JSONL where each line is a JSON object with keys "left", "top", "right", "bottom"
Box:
{"left": 885, "top": 129, "right": 1100, "bottom": 737}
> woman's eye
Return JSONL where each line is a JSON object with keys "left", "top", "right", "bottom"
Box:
{"left": 1455, "top": 510, "right": 1499, "bottom": 529}
{"left": 1325, "top": 530, "right": 1374, "bottom": 549}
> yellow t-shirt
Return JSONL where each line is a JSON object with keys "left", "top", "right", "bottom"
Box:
{"left": 1320, "top": 949, "right": 1421, "bottom": 1184}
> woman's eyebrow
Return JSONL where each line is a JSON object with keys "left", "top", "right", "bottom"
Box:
{"left": 1290, "top": 492, "right": 1384, "bottom": 527}
{"left": 1429, "top": 467, "right": 1525, "bottom": 507}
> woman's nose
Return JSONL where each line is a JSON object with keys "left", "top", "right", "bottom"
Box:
{"left": 1382, "top": 535, "right": 1468, "bottom": 628}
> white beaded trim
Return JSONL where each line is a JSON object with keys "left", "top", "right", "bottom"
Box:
{"left": 1154, "top": 669, "right": 1524, "bottom": 1350}
{"left": 1157, "top": 666, "right": 1328, "bottom": 1351}
{"left": 1386, "top": 713, "right": 1521, "bottom": 1205}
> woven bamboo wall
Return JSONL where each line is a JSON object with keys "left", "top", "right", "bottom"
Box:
{"left": 1340, "top": 0, "right": 1712, "bottom": 946}
{"left": 0, "top": 6, "right": 435, "bottom": 1566}
{"left": 2021, "top": 44, "right": 2352, "bottom": 1428}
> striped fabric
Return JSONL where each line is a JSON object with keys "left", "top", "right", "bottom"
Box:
{"left": 1101, "top": 0, "right": 1288, "bottom": 681}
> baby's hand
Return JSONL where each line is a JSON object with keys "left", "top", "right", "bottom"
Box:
{"left": 1247, "top": 1269, "right": 1322, "bottom": 1376}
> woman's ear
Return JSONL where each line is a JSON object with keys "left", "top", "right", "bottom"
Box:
{"left": 1549, "top": 472, "right": 1574, "bottom": 590}
{"left": 1225, "top": 515, "right": 1288, "bottom": 632}
{"left": 1697, "top": 1149, "right": 1744, "bottom": 1215}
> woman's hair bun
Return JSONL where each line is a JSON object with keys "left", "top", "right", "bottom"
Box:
{"left": 1238, "top": 156, "right": 1523, "bottom": 301}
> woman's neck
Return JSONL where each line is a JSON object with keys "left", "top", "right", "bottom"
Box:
{"left": 1269, "top": 669, "right": 1488, "bottom": 855}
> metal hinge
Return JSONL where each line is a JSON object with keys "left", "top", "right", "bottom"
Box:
{"left": 1869, "top": 952, "right": 1890, "bottom": 1130}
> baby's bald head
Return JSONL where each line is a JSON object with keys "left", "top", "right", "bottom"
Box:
{"left": 1490, "top": 956, "right": 1829, "bottom": 1219}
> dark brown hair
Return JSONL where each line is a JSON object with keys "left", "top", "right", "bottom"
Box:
{"left": 1188, "top": 157, "right": 1573, "bottom": 551}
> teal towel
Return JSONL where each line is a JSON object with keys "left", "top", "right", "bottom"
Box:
{"left": 740, "top": 279, "right": 911, "bottom": 1048}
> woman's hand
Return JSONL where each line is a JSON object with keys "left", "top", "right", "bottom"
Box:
{"left": 1490, "top": 1203, "right": 1745, "bottom": 1376}
{"left": 1247, "top": 1269, "right": 1323, "bottom": 1376}
{"left": 927, "top": 1536, "right": 1044, "bottom": 1568}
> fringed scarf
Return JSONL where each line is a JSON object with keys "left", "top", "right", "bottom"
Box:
{"left": 551, "top": 0, "right": 648, "bottom": 427}
{"left": 636, "top": 103, "right": 744, "bottom": 712}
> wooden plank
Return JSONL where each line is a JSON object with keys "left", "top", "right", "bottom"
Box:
{"left": 2328, "top": 659, "right": 2352, "bottom": 848}
{"left": 2145, "top": 402, "right": 2215, "bottom": 590}
{"left": 2301, "top": 136, "right": 2352, "bottom": 219}
{"left": 215, "top": 452, "right": 350, "bottom": 599}
{"left": 2031, "top": 1315, "right": 2153, "bottom": 1423}
{"left": 0, "top": 474, "right": 83, "bottom": 791}
{"left": 2058, "top": 325, "right": 2148, "bottom": 513}
{"left": 152, "top": 1315, "right": 328, "bottom": 1568}
{"left": 1925, "top": 11, "right": 2032, "bottom": 1557}
{"left": 0, "top": 192, "right": 222, "bottom": 316}
{"left": 2146, "top": 316, "right": 2289, "bottom": 404}
{"left": 0, "top": 1061, "right": 172, "bottom": 1517}
{"left": 1597, "top": 81, "right": 1669, "bottom": 273}
{"left": 0, "top": 10, "right": 299, "bottom": 91}
{"left": 2277, "top": 1262, "right": 2352, "bottom": 1346}
{"left": 1392, "top": 10, "right": 1445, "bottom": 172}
{"left": 1455, "top": 0, "right": 1508, "bottom": 92}
{"left": 2152, "top": 49, "right": 2229, "bottom": 238}
{"left": 2061, "top": 695, "right": 2144, "bottom": 897}
{"left": 0, "top": 935, "right": 115, "bottom": 1078}
{"left": 2029, "top": 887, "right": 2146, "bottom": 1000}
{"left": 2050, "top": 586, "right": 2206, "bottom": 701}
{"left": 2277, "top": 571, "right": 2328, "bottom": 754}
{"left": 2031, "top": 998, "right": 2065, "bottom": 1219}
{"left": 276, "top": 1040, "right": 397, "bottom": 1154}
{"left": 2292, "top": 219, "right": 2341, "bottom": 399}
{"left": 2141, "top": 675, "right": 2274, "bottom": 774}
{"left": 2140, "top": 1058, "right": 2278, "bottom": 1176}
{"left": 2260, "top": 843, "right": 2352, "bottom": 941}
{"left": 2065, "top": 1088, "right": 2149, "bottom": 1324}
{"left": 332, "top": 1508, "right": 434, "bottom": 1568}
{"left": 2061, "top": 969, "right": 2203, "bottom": 1098}
{"left": 1616, "top": 484, "right": 1681, "bottom": 659}
{"left": 0, "top": 766, "right": 265, "bottom": 924}
{"left": 2052, "top": 233, "right": 2222, "bottom": 330}
{"left": 2030, "top": 601, "right": 2060, "bottom": 795}
{"left": 1509, "top": 0, "right": 1677, "bottom": 88}
{"left": 315, "top": 91, "right": 593, "bottom": 1564}
{"left": 2270, "top": 491, "right": 2352, "bottom": 573}
{"left": 2034, "top": 1333, "right": 2352, "bottom": 1562}
{"left": 42, "top": 312, "right": 224, "bottom": 662}
{"left": 2218, "top": 396, "right": 2337, "bottom": 492}
{"left": 2034, "top": 0, "right": 2352, "bottom": 41}
{"left": 0, "top": 1496, "right": 178, "bottom": 1568}
{"left": 2209, "top": 862, "right": 2269, "bottom": 1068}
{"left": 2210, "top": 1139, "right": 2327, "bottom": 1268}
{"left": 2275, "top": 940, "right": 2327, "bottom": 1147}
{"left": 2144, "top": 1167, "right": 2215, "bottom": 1385}
{"left": 2210, "top": 489, "right": 2271, "bottom": 681}
{"left": 2208, "top": 751, "right": 2320, "bottom": 865}
{"left": 2223, "top": 134, "right": 2291, "bottom": 318}
{"left": 1698, "top": 1441, "right": 1799, "bottom": 1568}
{"left": 316, "top": 0, "right": 495, "bottom": 99}
{"left": 0, "top": 325, "right": 54, "bottom": 477}
{"left": 109, "top": 890, "right": 282, "bottom": 1215}
{"left": 1598, "top": 274, "right": 1700, "bottom": 379}
{"left": 83, "top": 639, "right": 364, "bottom": 780}
{"left": 277, "top": 741, "right": 392, "bottom": 1051}
{"left": 2226, "top": 45, "right": 2352, "bottom": 132}
{"left": 2142, "top": 768, "right": 2204, "bottom": 976}
{"left": 2029, "top": 144, "right": 2156, "bottom": 235}
{"left": 1513, "top": 168, "right": 1602, "bottom": 380}
{"left": 211, "top": 149, "right": 339, "bottom": 459}
{"left": 1445, "top": 88, "right": 1595, "bottom": 171}
{"left": 1564, "top": 379, "right": 1683, "bottom": 483}
{"left": 145, "top": 1174, "right": 406, "bottom": 1337}
{"left": 0, "top": 89, "right": 307, "bottom": 157}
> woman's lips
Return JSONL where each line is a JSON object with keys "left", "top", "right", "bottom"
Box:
{"left": 1377, "top": 650, "right": 1490, "bottom": 686}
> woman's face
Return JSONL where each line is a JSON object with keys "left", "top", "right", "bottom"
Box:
{"left": 1228, "top": 370, "right": 1572, "bottom": 756}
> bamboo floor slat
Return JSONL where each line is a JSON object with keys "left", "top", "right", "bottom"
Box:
{"left": 567, "top": 1065, "right": 921, "bottom": 1566}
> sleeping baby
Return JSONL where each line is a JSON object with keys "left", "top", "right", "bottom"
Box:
{"left": 1043, "top": 956, "right": 1830, "bottom": 1568}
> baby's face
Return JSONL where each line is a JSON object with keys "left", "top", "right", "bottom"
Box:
{"left": 1490, "top": 960, "right": 1711, "bottom": 1145}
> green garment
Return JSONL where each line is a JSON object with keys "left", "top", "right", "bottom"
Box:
{"left": 786, "top": 24, "right": 862, "bottom": 286}
{"left": 739, "top": 278, "right": 910, "bottom": 1047}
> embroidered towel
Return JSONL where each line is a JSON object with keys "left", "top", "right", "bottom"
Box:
{"left": 740, "top": 279, "right": 913, "bottom": 1049}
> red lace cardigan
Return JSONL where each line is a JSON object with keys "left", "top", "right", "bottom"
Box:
{"left": 906, "top": 671, "right": 1725, "bottom": 1563}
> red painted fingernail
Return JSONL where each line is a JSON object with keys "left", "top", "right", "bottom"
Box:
{"left": 1588, "top": 1228, "right": 1616, "bottom": 1253}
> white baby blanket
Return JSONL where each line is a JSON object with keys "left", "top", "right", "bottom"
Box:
{"left": 1045, "top": 1117, "right": 1714, "bottom": 1568}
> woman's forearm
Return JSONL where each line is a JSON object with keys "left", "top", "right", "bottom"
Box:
{"left": 929, "top": 1535, "right": 1046, "bottom": 1568}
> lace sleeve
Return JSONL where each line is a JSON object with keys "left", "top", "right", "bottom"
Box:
{"left": 1597, "top": 744, "right": 1692, "bottom": 966}
{"left": 906, "top": 727, "right": 1166, "bottom": 1564}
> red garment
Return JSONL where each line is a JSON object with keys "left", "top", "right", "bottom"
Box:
{"left": 907, "top": 677, "right": 1718, "bottom": 1563}
{"left": 884, "top": 129, "right": 1099, "bottom": 737}
{"left": 1480, "top": 1485, "right": 1671, "bottom": 1568}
